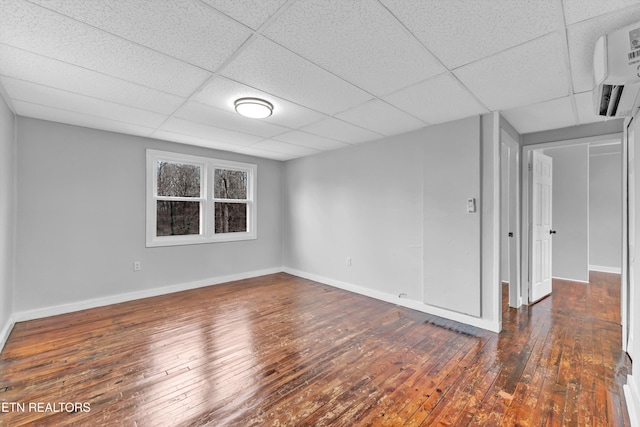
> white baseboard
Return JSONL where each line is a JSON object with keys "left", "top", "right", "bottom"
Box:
{"left": 552, "top": 275, "right": 590, "bottom": 284}
{"left": 625, "top": 374, "right": 640, "bottom": 427}
{"left": 589, "top": 265, "right": 622, "bottom": 274}
{"left": 283, "top": 267, "right": 501, "bottom": 333}
{"left": 0, "top": 315, "right": 15, "bottom": 354}
{"left": 13, "top": 267, "right": 283, "bottom": 323}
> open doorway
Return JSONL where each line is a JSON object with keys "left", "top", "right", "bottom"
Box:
{"left": 519, "top": 135, "right": 623, "bottom": 311}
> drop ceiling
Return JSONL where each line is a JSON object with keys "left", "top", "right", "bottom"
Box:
{"left": 0, "top": 0, "right": 638, "bottom": 161}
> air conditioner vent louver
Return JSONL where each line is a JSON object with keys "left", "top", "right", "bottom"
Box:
{"left": 599, "top": 84, "right": 624, "bottom": 116}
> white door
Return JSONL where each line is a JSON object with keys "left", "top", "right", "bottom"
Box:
{"left": 530, "top": 151, "right": 554, "bottom": 302}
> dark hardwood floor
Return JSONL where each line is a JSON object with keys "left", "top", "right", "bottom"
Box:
{"left": 0, "top": 271, "right": 631, "bottom": 426}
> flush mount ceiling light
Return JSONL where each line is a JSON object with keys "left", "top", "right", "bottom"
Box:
{"left": 234, "top": 97, "right": 273, "bottom": 119}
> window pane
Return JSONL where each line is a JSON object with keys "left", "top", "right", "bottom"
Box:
{"left": 157, "top": 161, "right": 201, "bottom": 197}
{"left": 215, "top": 202, "right": 247, "bottom": 233}
{"left": 214, "top": 169, "right": 247, "bottom": 199}
{"left": 157, "top": 201, "right": 200, "bottom": 236}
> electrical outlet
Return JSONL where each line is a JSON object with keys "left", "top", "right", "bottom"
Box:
{"left": 346, "top": 257, "right": 352, "bottom": 266}
{"left": 133, "top": 261, "right": 141, "bottom": 272}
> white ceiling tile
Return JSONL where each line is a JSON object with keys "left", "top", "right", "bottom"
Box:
{"left": 175, "top": 101, "right": 289, "bottom": 139}
{"left": 335, "top": 99, "right": 427, "bottom": 136}
{"left": 563, "top": 0, "right": 640, "bottom": 25}
{"left": 236, "top": 145, "right": 297, "bottom": 161}
{"left": 273, "top": 131, "right": 350, "bottom": 151}
{"left": 151, "top": 129, "right": 247, "bottom": 153}
{"left": 501, "top": 97, "right": 577, "bottom": 134}
{"left": 300, "top": 117, "right": 383, "bottom": 144}
{"left": 2, "top": 76, "right": 168, "bottom": 128}
{"left": 574, "top": 91, "right": 608, "bottom": 125}
{"left": 201, "top": 0, "right": 289, "bottom": 30}
{"left": 0, "top": 45, "right": 185, "bottom": 115}
{"left": 263, "top": 0, "right": 444, "bottom": 96}
{"left": 380, "top": 0, "right": 560, "bottom": 68}
{"left": 160, "top": 117, "right": 263, "bottom": 147}
{"left": 454, "top": 32, "right": 570, "bottom": 111}
{"left": 0, "top": 0, "right": 211, "bottom": 96}
{"left": 220, "top": 36, "right": 372, "bottom": 115}
{"left": 27, "top": 0, "right": 251, "bottom": 72}
{"left": 191, "top": 76, "right": 327, "bottom": 128}
{"left": 567, "top": 5, "right": 640, "bottom": 93}
{"left": 13, "top": 100, "right": 155, "bottom": 137}
{"left": 384, "top": 73, "right": 488, "bottom": 125}
{"left": 251, "top": 140, "right": 321, "bottom": 157}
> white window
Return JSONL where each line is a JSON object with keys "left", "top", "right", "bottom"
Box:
{"left": 146, "top": 149, "right": 257, "bottom": 247}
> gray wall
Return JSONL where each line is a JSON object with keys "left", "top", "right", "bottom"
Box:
{"left": 283, "top": 121, "right": 424, "bottom": 301}
{"left": 543, "top": 145, "right": 590, "bottom": 282}
{"left": 0, "top": 96, "right": 15, "bottom": 347}
{"left": 423, "top": 116, "right": 481, "bottom": 316}
{"left": 589, "top": 148, "right": 622, "bottom": 270}
{"left": 14, "top": 118, "right": 283, "bottom": 314}
{"left": 10, "top": 113, "right": 506, "bottom": 332}
{"left": 283, "top": 115, "right": 501, "bottom": 329}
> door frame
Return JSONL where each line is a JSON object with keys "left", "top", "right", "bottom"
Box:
{"left": 500, "top": 130, "right": 521, "bottom": 307}
{"left": 624, "top": 115, "right": 633, "bottom": 354}
{"left": 520, "top": 134, "right": 623, "bottom": 305}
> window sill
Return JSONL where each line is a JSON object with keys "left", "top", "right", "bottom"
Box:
{"left": 146, "top": 232, "right": 257, "bottom": 248}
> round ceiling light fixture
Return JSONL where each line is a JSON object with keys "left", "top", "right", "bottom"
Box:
{"left": 234, "top": 97, "right": 273, "bottom": 119}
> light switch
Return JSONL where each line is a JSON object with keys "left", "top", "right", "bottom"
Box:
{"left": 466, "top": 198, "right": 476, "bottom": 213}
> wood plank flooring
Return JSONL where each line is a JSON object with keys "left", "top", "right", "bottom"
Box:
{"left": 0, "top": 272, "right": 631, "bottom": 426}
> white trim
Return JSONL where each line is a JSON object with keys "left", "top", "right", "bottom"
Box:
{"left": 284, "top": 267, "right": 501, "bottom": 333}
{"left": 625, "top": 375, "right": 640, "bottom": 427}
{"left": 13, "top": 267, "right": 282, "bottom": 323}
{"left": 587, "top": 147, "right": 591, "bottom": 287}
{"left": 501, "top": 126, "right": 521, "bottom": 309}
{"left": 492, "top": 112, "right": 501, "bottom": 328}
{"left": 551, "top": 275, "right": 590, "bottom": 284}
{"left": 525, "top": 133, "right": 623, "bottom": 150}
{"left": 0, "top": 316, "right": 15, "bottom": 353}
{"left": 590, "top": 151, "right": 622, "bottom": 157}
{"left": 623, "top": 116, "right": 631, "bottom": 353}
{"left": 589, "top": 265, "right": 622, "bottom": 274}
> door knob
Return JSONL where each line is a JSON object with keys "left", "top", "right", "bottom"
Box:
{"left": 508, "top": 232, "right": 513, "bottom": 237}
{"left": 549, "top": 230, "right": 557, "bottom": 234}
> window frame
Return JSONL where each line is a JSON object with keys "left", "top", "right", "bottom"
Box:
{"left": 146, "top": 149, "right": 257, "bottom": 247}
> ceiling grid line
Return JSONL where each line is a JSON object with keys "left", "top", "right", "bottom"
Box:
{"left": 375, "top": 0, "right": 492, "bottom": 115}
{"left": 557, "top": 0, "right": 581, "bottom": 126}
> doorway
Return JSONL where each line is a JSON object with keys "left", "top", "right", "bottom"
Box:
{"left": 520, "top": 135, "right": 623, "bottom": 308}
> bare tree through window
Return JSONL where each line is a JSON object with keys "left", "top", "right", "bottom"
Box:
{"left": 156, "top": 161, "right": 201, "bottom": 236}
{"left": 214, "top": 169, "right": 248, "bottom": 233}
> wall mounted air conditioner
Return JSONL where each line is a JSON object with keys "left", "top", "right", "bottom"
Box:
{"left": 594, "top": 21, "right": 640, "bottom": 117}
